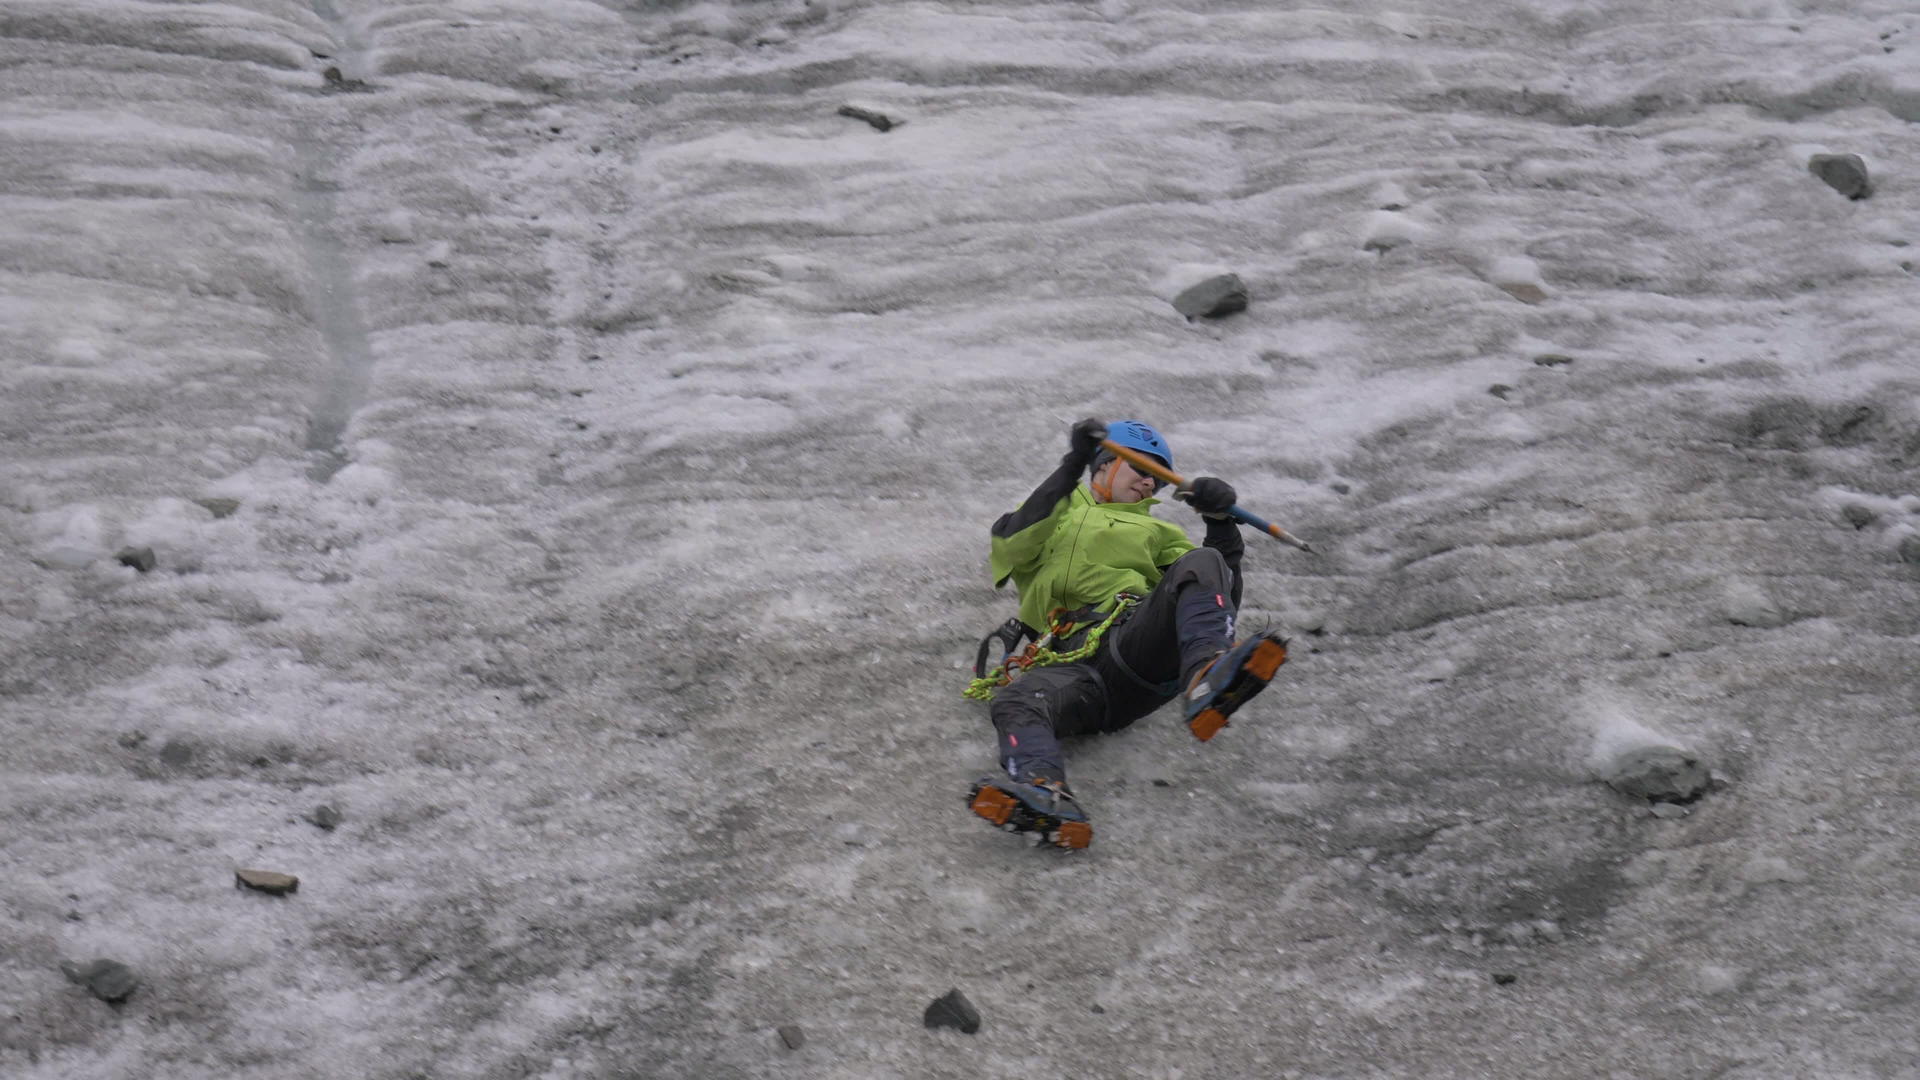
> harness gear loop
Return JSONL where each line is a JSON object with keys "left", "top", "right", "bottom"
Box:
{"left": 962, "top": 594, "right": 1141, "bottom": 701}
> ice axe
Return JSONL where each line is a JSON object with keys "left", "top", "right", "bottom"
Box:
{"left": 1098, "top": 437, "right": 1317, "bottom": 554}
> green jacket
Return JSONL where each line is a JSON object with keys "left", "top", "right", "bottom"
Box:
{"left": 991, "top": 482, "right": 1195, "bottom": 633}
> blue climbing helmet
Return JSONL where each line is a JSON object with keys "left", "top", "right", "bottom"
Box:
{"left": 1104, "top": 419, "right": 1173, "bottom": 470}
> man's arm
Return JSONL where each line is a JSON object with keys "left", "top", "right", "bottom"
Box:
{"left": 988, "top": 419, "right": 1104, "bottom": 586}
{"left": 1203, "top": 515, "right": 1246, "bottom": 609}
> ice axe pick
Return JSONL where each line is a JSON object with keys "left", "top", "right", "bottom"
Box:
{"left": 1097, "top": 437, "right": 1316, "bottom": 554}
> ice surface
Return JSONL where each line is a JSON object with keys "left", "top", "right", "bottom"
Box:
{"left": 4, "top": 1, "right": 1919, "bottom": 1078}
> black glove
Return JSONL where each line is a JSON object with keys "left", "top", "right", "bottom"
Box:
{"left": 1183, "top": 476, "right": 1237, "bottom": 517}
{"left": 1068, "top": 417, "right": 1108, "bottom": 462}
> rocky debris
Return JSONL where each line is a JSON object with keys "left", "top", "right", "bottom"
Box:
{"left": 115, "top": 546, "right": 157, "bottom": 572}
{"left": 195, "top": 496, "right": 241, "bottom": 519}
{"left": 1492, "top": 972, "right": 1517, "bottom": 986}
{"left": 1533, "top": 353, "right": 1574, "bottom": 367}
{"left": 1841, "top": 504, "right": 1877, "bottom": 529}
{"left": 1808, "top": 153, "right": 1871, "bottom": 200}
{"left": 322, "top": 66, "right": 370, "bottom": 93}
{"left": 1606, "top": 746, "right": 1710, "bottom": 804}
{"left": 235, "top": 868, "right": 300, "bottom": 896}
{"left": 1650, "top": 801, "right": 1691, "bottom": 820}
{"left": 1488, "top": 384, "right": 1514, "bottom": 400}
{"left": 159, "top": 739, "right": 195, "bottom": 767}
{"left": 1172, "top": 274, "right": 1249, "bottom": 319}
{"left": 923, "top": 988, "right": 981, "bottom": 1034}
{"left": 837, "top": 104, "right": 900, "bottom": 132}
{"left": 62, "top": 958, "right": 139, "bottom": 1003}
{"left": 307, "top": 805, "right": 342, "bottom": 831}
{"left": 777, "top": 1024, "right": 806, "bottom": 1050}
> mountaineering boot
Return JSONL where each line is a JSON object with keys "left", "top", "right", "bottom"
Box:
{"left": 1181, "top": 630, "right": 1289, "bottom": 742}
{"left": 966, "top": 776, "right": 1093, "bottom": 850}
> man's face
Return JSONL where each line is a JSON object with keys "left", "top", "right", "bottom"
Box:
{"left": 1099, "top": 458, "right": 1163, "bottom": 504}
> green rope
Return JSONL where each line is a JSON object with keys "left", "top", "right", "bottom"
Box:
{"left": 963, "top": 596, "right": 1139, "bottom": 701}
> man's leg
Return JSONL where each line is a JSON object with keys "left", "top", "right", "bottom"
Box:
{"left": 986, "top": 662, "right": 1105, "bottom": 785}
{"left": 1099, "top": 547, "right": 1286, "bottom": 740}
{"left": 972, "top": 663, "right": 1105, "bottom": 849}
{"left": 1103, "top": 547, "right": 1239, "bottom": 698}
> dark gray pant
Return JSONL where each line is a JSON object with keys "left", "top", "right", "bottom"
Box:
{"left": 989, "top": 548, "right": 1237, "bottom": 785}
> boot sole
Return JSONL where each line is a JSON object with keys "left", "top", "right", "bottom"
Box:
{"left": 967, "top": 782, "right": 1093, "bottom": 850}
{"left": 1188, "top": 637, "right": 1288, "bottom": 742}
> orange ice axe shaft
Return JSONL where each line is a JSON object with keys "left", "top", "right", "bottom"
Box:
{"left": 1099, "top": 438, "right": 1316, "bottom": 554}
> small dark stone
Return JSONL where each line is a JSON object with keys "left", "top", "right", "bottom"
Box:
{"left": 63, "top": 959, "right": 139, "bottom": 1003}
{"left": 1606, "top": 746, "right": 1710, "bottom": 804}
{"left": 308, "top": 805, "right": 342, "bottom": 831}
{"left": 1090, "top": 1003, "right": 1106, "bottom": 1014}
{"left": 235, "top": 868, "right": 300, "bottom": 895}
{"left": 115, "top": 546, "right": 157, "bottom": 572}
{"left": 322, "top": 66, "right": 370, "bottom": 93}
{"left": 1492, "top": 972, "right": 1517, "bottom": 986}
{"left": 777, "top": 1024, "right": 805, "bottom": 1050}
{"left": 1331, "top": 482, "right": 1351, "bottom": 495}
{"left": 1151, "top": 778, "right": 1172, "bottom": 787}
{"left": 1808, "top": 153, "right": 1872, "bottom": 200}
{"left": 159, "top": 739, "right": 195, "bottom": 767}
{"left": 924, "top": 988, "right": 981, "bottom": 1034}
{"left": 1841, "top": 504, "right": 1876, "bottom": 530}
{"left": 1488, "top": 384, "right": 1514, "bottom": 400}
{"left": 1533, "top": 353, "right": 1574, "bottom": 367}
{"left": 1172, "top": 274, "right": 1250, "bottom": 319}
{"left": 837, "top": 105, "right": 899, "bottom": 132}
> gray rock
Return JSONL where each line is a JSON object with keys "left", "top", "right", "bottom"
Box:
{"left": 837, "top": 105, "right": 899, "bottom": 132}
{"left": 1533, "top": 353, "right": 1574, "bottom": 367}
{"left": 115, "top": 546, "right": 157, "bottom": 572}
{"left": 1808, "top": 153, "right": 1871, "bottom": 200}
{"left": 159, "top": 739, "right": 195, "bottom": 767}
{"left": 924, "top": 987, "right": 981, "bottom": 1033}
{"left": 777, "top": 1024, "right": 806, "bottom": 1050}
{"left": 1841, "top": 505, "right": 1876, "bottom": 530}
{"left": 1607, "top": 746, "right": 1710, "bottom": 804}
{"left": 308, "top": 805, "right": 342, "bottom": 831}
{"left": 1488, "top": 384, "right": 1514, "bottom": 400}
{"left": 62, "top": 958, "right": 139, "bottom": 1003}
{"left": 235, "top": 868, "right": 300, "bottom": 895}
{"left": 1650, "top": 801, "right": 1692, "bottom": 820}
{"left": 321, "top": 66, "right": 370, "bottom": 93}
{"left": 1172, "top": 274, "right": 1250, "bottom": 319}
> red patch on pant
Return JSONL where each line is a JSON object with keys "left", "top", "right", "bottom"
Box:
{"left": 1008, "top": 734, "right": 1019, "bottom": 747}
{"left": 1215, "top": 594, "right": 1224, "bottom": 606}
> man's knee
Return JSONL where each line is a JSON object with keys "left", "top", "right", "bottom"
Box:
{"left": 1166, "top": 546, "right": 1231, "bottom": 591}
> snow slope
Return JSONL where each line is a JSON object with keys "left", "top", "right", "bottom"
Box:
{"left": 3, "top": 1, "right": 1917, "bottom": 1077}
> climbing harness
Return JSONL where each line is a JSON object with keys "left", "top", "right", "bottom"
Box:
{"left": 963, "top": 595, "right": 1140, "bottom": 701}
